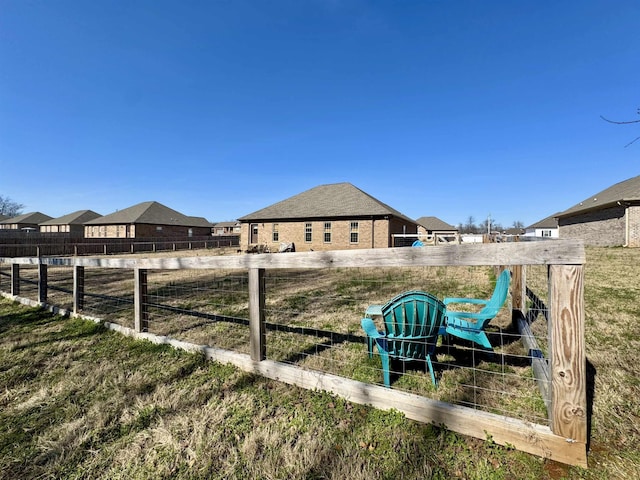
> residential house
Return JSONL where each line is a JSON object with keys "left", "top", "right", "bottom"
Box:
{"left": 555, "top": 174, "right": 640, "bottom": 247}
{"left": 523, "top": 214, "right": 559, "bottom": 239}
{"left": 238, "top": 183, "right": 419, "bottom": 252}
{"left": 83, "top": 201, "right": 212, "bottom": 238}
{"left": 0, "top": 212, "right": 53, "bottom": 232}
{"left": 39, "top": 210, "right": 102, "bottom": 237}
{"left": 415, "top": 216, "right": 459, "bottom": 244}
{"left": 212, "top": 221, "right": 241, "bottom": 235}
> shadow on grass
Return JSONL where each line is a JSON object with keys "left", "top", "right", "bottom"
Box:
{"left": 0, "top": 303, "right": 60, "bottom": 335}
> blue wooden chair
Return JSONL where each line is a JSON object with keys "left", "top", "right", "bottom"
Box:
{"left": 361, "top": 291, "right": 446, "bottom": 387}
{"left": 441, "top": 269, "right": 511, "bottom": 350}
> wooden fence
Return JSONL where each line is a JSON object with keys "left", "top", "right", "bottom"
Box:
{"left": 0, "top": 235, "right": 239, "bottom": 257}
{"left": 0, "top": 239, "right": 588, "bottom": 467}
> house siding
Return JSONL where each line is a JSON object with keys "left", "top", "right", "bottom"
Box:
{"left": 558, "top": 206, "right": 626, "bottom": 247}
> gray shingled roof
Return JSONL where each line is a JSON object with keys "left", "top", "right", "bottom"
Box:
{"left": 416, "top": 216, "right": 457, "bottom": 231}
{"left": 526, "top": 214, "right": 559, "bottom": 230}
{"left": 40, "top": 210, "right": 102, "bottom": 226}
{"left": 0, "top": 212, "right": 53, "bottom": 224}
{"left": 238, "top": 183, "right": 416, "bottom": 223}
{"left": 84, "top": 201, "right": 211, "bottom": 227}
{"left": 557, "top": 175, "right": 640, "bottom": 218}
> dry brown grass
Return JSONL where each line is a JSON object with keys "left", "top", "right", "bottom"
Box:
{"left": 1, "top": 246, "right": 639, "bottom": 479}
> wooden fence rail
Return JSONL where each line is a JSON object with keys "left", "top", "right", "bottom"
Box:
{"left": 0, "top": 239, "right": 588, "bottom": 467}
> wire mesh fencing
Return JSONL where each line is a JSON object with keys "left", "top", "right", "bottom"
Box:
{"left": 0, "top": 260, "right": 555, "bottom": 427}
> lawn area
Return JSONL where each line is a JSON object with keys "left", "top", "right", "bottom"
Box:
{"left": 0, "top": 246, "right": 638, "bottom": 479}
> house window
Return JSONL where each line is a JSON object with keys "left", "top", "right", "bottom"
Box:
{"left": 324, "top": 222, "right": 331, "bottom": 243}
{"left": 272, "top": 224, "right": 279, "bottom": 242}
{"left": 156, "top": 226, "right": 163, "bottom": 232}
{"left": 350, "top": 221, "right": 359, "bottom": 243}
{"left": 188, "top": 228, "right": 193, "bottom": 238}
{"left": 305, "top": 223, "right": 312, "bottom": 242}
{"left": 542, "top": 229, "right": 552, "bottom": 237}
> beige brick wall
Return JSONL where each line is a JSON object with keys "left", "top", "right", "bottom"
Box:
{"left": 558, "top": 206, "right": 626, "bottom": 247}
{"left": 240, "top": 217, "right": 417, "bottom": 252}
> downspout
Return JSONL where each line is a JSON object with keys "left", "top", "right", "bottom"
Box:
{"left": 371, "top": 217, "right": 375, "bottom": 249}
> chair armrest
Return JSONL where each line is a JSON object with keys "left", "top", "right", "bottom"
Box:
{"left": 443, "top": 297, "right": 489, "bottom": 306}
{"left": 445, "top": 310, "right": 484, "bottom": 320}
{"left": 361, "top": 318, "right": 384, "bottom": 339}
{"left": 365, "top": 305, "right": 383, "bottom": 317}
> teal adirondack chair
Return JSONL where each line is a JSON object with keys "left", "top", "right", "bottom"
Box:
{"left": 442, "top": 269, "right": 511, "bottom": 350}
{"left": 361, "top": 291, "right": 446, "bottom": 387}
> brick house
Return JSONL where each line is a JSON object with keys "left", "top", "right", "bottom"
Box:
{"left": 237, "top": 183, "right": 419, "bottom": 252}
{"left": 0, "top": 212, "right": 53, "bottom": 232}
{"left": 83, "top": 201, "right": 212, "bottom": 239}
{"left": 556, "top": 175, "right": 640, "bottom": 247}
{"left": 415, "top": 216, "right": 459, "bottom": 244}
{"left": 212, "top": 221, "right": 241, "bottom": 235}
{"left": 40, "top": 210, "right": 102, "bottom": 237}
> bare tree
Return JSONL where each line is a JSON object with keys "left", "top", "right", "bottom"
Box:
{"left": 463, "top": 216, "right": 476, "bottom": 234}
{"left": 601, "top": 108, "right": 640, "bottom": 147}
{"left": 0, "top": 195, "right": 25, "bottom": 217}
{"left": 512, "top": 220, "right": 524, "bottom": 229}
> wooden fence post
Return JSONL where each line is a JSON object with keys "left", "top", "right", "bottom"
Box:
{"left": 249, "top": 268, "right": 266, "bottom": 362}
{"left": 73, "top": 265, "right": 85, "bottom": 313}
{"left": 511, "top": 264, "right": 526, "bottom": 313}
{"left": 38, "top": 262, "right": 47, "bottom": 305}
{"left": 11, "top": 263, "right": 20, "bottom": 296}
{"left": 134, "top": 268, "right": 149, "bottom": 332}
{"left": 549, "top": 264, "right": 587, "bottom": 447}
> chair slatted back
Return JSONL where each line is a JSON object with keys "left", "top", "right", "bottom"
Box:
{"left": 381, "top": 291, "right": 446, "bottom": 361}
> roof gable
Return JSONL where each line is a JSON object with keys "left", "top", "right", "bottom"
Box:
{"left": 40, "top": 210, "right": 102, "bottom": 226}
{"left": 526, "top": 214, "right": 559, "bottom": 230}
{"left": 84, "top": 201, "right": 211, "bottom": 227}
{"left": 416, "top": 216, "right": 457, "bottom": 231}
{"left": 0, "top": 212, "right": 53, "bottom": 225}
{"left": 238, "top": 183, "right": 416, "bottom": 223}
{"left": 558, "top": 175, "right": 640, "bottom": 217}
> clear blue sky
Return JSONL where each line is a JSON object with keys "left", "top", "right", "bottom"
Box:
{"left": 1, "top": 1, "right": 638, "bottom": 228}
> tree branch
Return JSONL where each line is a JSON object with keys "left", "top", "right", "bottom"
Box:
{"left": 624, "top": 136, "right": 640, "bottom": 148}
{"left": 600, "top": 115, "right": 640, "bottom": 125}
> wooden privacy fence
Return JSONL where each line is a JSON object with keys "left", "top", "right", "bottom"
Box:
{"left": 0, "top": 235, "right": 240, "bottom": 257}
{"left": 0, "top": 239, "right": 588, "bottom": 467}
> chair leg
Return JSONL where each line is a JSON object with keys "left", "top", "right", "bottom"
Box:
{"left": 379, "top": 351, "right": 391, "bottom": 387}
{"left": 426, "top": 355, "right": 437, "bottom": 387}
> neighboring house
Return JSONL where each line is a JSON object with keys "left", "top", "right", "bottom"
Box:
{"left": 83, "top": 201, "right": 212, "bottom": 238}
{"left": 0, "top": 212, "right": 53, "bottom": 232}
{"left": 502, "top": 227, "right": 525, "bottom": 236}
{"left": 212, "top": 221, "right": 241, "bottom": 235}
{"left": 237, "top": 182, "right": 419, "bottom": 252}
{"left": 415, "top": 216, "right": 459, "bottom": 244}
{"left": 524, "top": 214, "right": 559, "bottom": 239}
{"left": 39, "top": 210, "right": 102, "bottom": 237}
{"left": 555, "top": 174, "right": 640, "bottom": 247}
